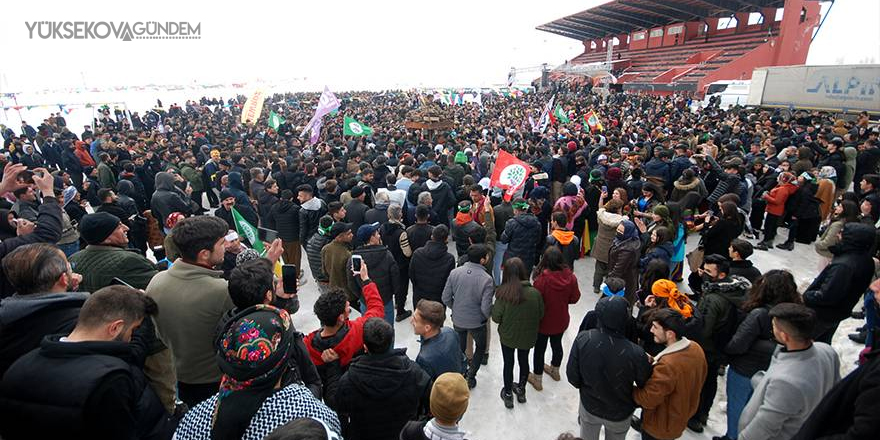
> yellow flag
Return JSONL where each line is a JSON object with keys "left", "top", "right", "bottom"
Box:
{"left": 240, "top": 89, "right": 267, "bottom": 125}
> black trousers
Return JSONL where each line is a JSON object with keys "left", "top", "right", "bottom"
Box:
{"left": 501, "top": 343, "right": 530, "bottom": 392}
{"left": 693, "top": 358, "right": 722, "bottom": 423}
{"left": 456, "top": 325, "right": 487, "bottom": 378}
{"left": 205, "top": 185, "right": 219, "bottom": 206}
{"left": 178, "top": 381, "right": 219, "bottom": 408}
{"left": 533, "top": 332, "right": 563, "bottom": 374}
{"left": 763, "top": 213, "right": 780, "bottom": 243}
{"left": 395, "top": 264, "right": 409, "bottom": 314}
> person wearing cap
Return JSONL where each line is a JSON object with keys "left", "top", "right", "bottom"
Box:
{"left": 174, "top": 304, "right": 340, "bottom": 440}
{"left": 632, "top": 309, "right": 708, "bottom": 440}
{"left": 68, "top": 212, "right": 157, "bottom": 293}
{"left": 399, "top": 372, "right": 471, "bottom": 440}
{"left": 347, "top": 222, "right": 400, "bottom": 327}
{"left": 322, "top": 222, "right": 355, "bottom": 304}
{"left": 500, "top": 197, "right": 542, "bottom": 274}
{"left": 568, "top": 294, "right": 651, "bottom": 440}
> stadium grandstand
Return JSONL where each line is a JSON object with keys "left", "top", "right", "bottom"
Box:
{"left": 537, "top": 0, "right": 825, "bottom": 96}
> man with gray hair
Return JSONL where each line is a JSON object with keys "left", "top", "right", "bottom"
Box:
{"left": 381, "top": 204, "right": 412, "bottom": 322}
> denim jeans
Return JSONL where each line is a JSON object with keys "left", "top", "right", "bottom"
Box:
{"left": 360, "top": 300, "right": 395, "bottom": 334}
{"left": 493, "top": 241, "right": 508, "bottom": 285}
{"left": 725, "top": 367, "right": 754, "bottom": 439}
{"left": 58, "top": 241, "right": 80, "bottom": 258}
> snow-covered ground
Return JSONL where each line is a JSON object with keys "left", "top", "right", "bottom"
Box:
{"left": 288, "top": 228, "right": 865, "bottom": 440}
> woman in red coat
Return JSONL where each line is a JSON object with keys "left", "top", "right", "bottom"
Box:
{"left": 528, "top": 246, "right": 581, "bottom": 391}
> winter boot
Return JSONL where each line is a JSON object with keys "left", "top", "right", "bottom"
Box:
{"left": 544, "top": 364, "right": 561, "bottom": 381}
{"left": 776, "top": 241, "right": 794, "bottom": 251}
{"left": 500, "top": 388, "right": 514, "bottom": 409}
{"left": 755, "top": 241, "right": 771, "bottom": 251}
{"left": 512, "top": 382, "right": 527, "bottom": 403}
{"left": 526, "top": 373, "right": 543, "bottom": 391}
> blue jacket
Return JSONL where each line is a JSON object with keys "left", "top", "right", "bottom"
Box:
{"left": 415, "top": 327, "right": 466, "bottom": 380}
{"left": 227, "top": 172, "right": 259, "bottom": 226}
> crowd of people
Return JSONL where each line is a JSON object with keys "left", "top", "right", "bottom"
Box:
{"left": 0, "top": 84, "right": 878, "bottom": 440}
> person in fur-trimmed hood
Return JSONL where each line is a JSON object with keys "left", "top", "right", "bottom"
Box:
{"left": 670, "top": 168, "right": 707, "bottom": 202}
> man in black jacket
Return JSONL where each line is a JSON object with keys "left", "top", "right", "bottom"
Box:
{"left": 344, "top": 185, "right": 370, "bottom": 246}
{"left": 0, "top": 243, "right": 87, "bottom": 377}
{"left": 500, "top": 198, "right": 542, "bottom": 273}
{"left": 305, "top": 216, "right": 334, "bottom": 294}
{"left": 221, "top": 259, "right": 322, "bottom": 397}
{"left": 404, "top": 204, "right": 434, "bottom": 254}
{"left": 268, "top": 189, "right": 302, "bottom": 281}
{"left": 0, "top": 285, "right": 174, "bottom": 440}
{"left": 567, "top": 295, "right": 651, "bottom": 440}
{"left": 380, "top": 205, "right": 412, "bottom": 322}
{"left": 335, "top": 318, "right": 431, "bottom": 440}
{"left": 348, "top": 223, "right": 400, "bottom": 329}
{"left": 298, "top": 184, "right": 327, "bottom": 249}
{"left": 452, "top": 200, "right": 481, "bottom": 259}
{"left": 804, "top": 222, "right": 875, "bottom": 344}
{"left": 409, "top": 225, "right": 456, "bottom": 308}
{"left": 425, "top": 165, "right": 456, "bottom": 227}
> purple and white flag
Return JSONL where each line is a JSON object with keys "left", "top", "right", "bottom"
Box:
{"left": 309, "top": 118, "right": 323, "bottom": 144}
{"left": 301, "top": 86, "right": 340, "bottom": 142}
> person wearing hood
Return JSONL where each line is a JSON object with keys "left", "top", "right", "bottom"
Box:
{"left": 73, "top": 140, "right": 96, "bottom": 170}
{"left": 529, "top": 246, "right": 580, "bottom": 392}
{"left": 399, "top": 373, "right": 471, "bottom": 440}
{"left": 335, "top": 318, "right": 431, "bottom": 440}
{"left": 116, "top": 180, "right": 147, "bottom": 254}
{"left": 150, "top": 171, "right": 195, "bottom": 234}
{"left": 257, "top": 179, "right": 280, "bottom": 222}
{"left": 347, "top": 223, "right": 400, "bottom": 328}
{"left": 501, "top": 198, "right": 542, "bottom": 274}
{"left": 671, "top": 168, "right": 707, "bottom": 202}
{"left": 452, "top": 200, "right": 481, "bottom": 259}
{"left": 266, "top": 189, "right": 302, "bottom": 280}
{"left": 426, "top": 165, "right": 456, "bottom": 227}
{"left": 567, "top": 295, "right": 651, "bottom": 440}
{"left": 690, "top": 254, "right": 752, "bottom": 433}
{"left": 606, "top": 220, "right": 642, "bottom": 305}
{"left": 0, "top": 244, "right": 87, "bottom": 378}
{"left": 804, "top": 222, "right": 875, "bottom": 344}
{"left": 545, "top": 211, "right": 581, "bottom": 269}
{"left": 225, "top": 171, "right": 259, "bottom": 227}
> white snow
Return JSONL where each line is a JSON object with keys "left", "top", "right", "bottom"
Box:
{"left": 289, "top": 228, "right": 866, "bottom": 440}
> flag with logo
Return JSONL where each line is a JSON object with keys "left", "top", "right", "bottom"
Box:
{"left": 537, "top": 95, "right": 555, "bottom": 133}
{"left": 231, "top": 207, "right": 265, "bottom": 254}
{"left": 343, "top": 116, "right": 374, "bottom": 136}
{"left": 552, "top": 104, "right": 570, "bottom": 124}
{"left": 301, "top": 86, "right": 340, "bottom": 143}
{"left": 584, "top": 110, "right": 604, "bottom": 132}
{"left": 490, "top": 150, "right": 532, "bottom": 201}
{"left": 268, "top": 111, "right": 285, "bottom": 130}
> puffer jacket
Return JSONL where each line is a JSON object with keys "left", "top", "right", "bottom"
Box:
{"left": 305, "top": 231, "right": 331, "bottom": 283}
{"left": 347, "top": 245, "right": 400, "bottom": 305}
{"left": 299, "top": 197, "right": 327, "bottom": 246}
{"left": 409, "top": 241, "right": 456, "bottom": 303}
{"left": 724, "top": 306, "right": 776, "bottom": 377}
{"left": 567, "top": 296, "right": 651, "bottom": 422}
{"left": 452, "top": 215, "right": 481, "bottom": 258}
{"left": 544, "top": 229, "right": 581, "bottom": 268}
{"left": 267, "top": 198, "right": 300, "bottom": 242}
{"left": 804, "top": 222, "right": 875, "bottom": 324}
{"left": 501, "top": 213, "right": 542, "bottom": 269}
{"left": 593, "top": 208, "right": 625, "bottom": 264}
{"left": 639, "top": 241, "right": 674, "bottom": 271}
{"left": 696, "top": 275, "right": 751, "bottom": 361}
{"left": 149, "top": 172, "right": 194, "bottom": 228}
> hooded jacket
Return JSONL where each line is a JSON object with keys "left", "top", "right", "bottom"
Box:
{"left": 298, "top": 197, "right": 327, "bottom": 245}
{"left": 267, "top": 198, "right": 300, "bottom": 242}
{"left": 0, "top": 292, "right": 89, "bottom": 378}
{"left": 501, "top": 213, "right": 541, "bottom": 268}
{"left": 409, "top": 241, "right": 456, "bottom": 304}
{"left": 697, "top": 275, "right": 751, "bottom": 361}
{"left": 226, "top": 172, "right": 259, "bottom": 227}
{"left": 335, "top": 349, "right": 431, "bottom": 440}
{"left": 671, "top": 175, "right": 707, "bottom": 202}
{"left": 533, "top": 268, "right": 580, "bottom": 335}
{"left": 545, "top": 229, "right": 581, "bottom": 268}
{"left": 567, "top": 296, "right": 652, "bottom": 422}
{"left": 426, "top": 178, "right": 456, "bottom": 226}
{"left": 347, "top": 244, "right": 400, "bottom": 305}
{"left": 804, "top": 222, "right": 875, "bottom": 323}
{"left": 305, "top": 231, "right": 331, "bottom": 283}
{"left": 607, "top": 222, "right": 642, "bottom": 302}
{"left": 149, "top": 172, "right": 194, "bottom": 227}
{"left": 452, "top": 214, "right": 481, "bottom": 259}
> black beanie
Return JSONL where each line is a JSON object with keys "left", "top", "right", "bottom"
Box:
{"left": 79, "top": 212, "right": 121, "bottom": 245}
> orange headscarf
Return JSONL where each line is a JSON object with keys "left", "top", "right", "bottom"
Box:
{"left": 651, "top": 279, "right": 693, "bottom": 318}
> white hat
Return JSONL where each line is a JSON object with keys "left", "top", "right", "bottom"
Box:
{"left": 434, "top": 144, "right": 444, "bottom": 152}
{"left": 570, "top": 175, "right": 582, "bottom": 187}
{"left": 598, "top": 154, "right": 608, "bottom": 161}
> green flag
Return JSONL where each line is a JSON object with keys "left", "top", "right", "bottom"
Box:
{"left": 231, "top": 206, "right": 265, "bottom": 254}
{"left": 268, "top": 111, "right": 285, "bottom": 130}
{"left": 343, "top": 116, "right": 374, "bottom": 136}
{"left": 553, "top": 105, "right": 570, "bottom": 123}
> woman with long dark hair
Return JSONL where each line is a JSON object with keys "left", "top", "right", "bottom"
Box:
{"left": 722, "top": 270, "right": 801, "bottom": 440}
{"left": 492, "top": 258, "right": 544, "bottom": 409}
{"left": 606, "top": 220, "right": 642, "bottom": 305}
{"left": 528, "top": 247, "right": 580, "bottom": 391}
{"left": 815, "top": 199, "right": 859, "bottom": 264}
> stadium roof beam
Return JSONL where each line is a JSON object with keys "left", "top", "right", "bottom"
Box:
{"left": 616, "top": 0, "right": 701, "bottom": 22}
{"left": 541, "top": 24, "right": 597, "bottom": 40}
{"left": 575, "top": 11, "right": 645, "bottom": 30}
{"left": 594, "top": 8, "right": 669, "bottom": 29}
{"left": 643, "top": 1, "right": 711, "bottom": 19}
{"left": 536, "top": 26, "right": 594, "bottom": 41}
{"left": 562, "top": 17, "right": 628, "bottom": 35}
{"left": 689, "top": 0, "right": 748, "bottom": 13}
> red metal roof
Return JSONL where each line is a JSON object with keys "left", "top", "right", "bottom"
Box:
{"left": 537, "top": 0, "right": 787, "bottom": 40}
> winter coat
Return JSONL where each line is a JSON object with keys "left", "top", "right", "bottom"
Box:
{"left": 426, "top": 179, "right": 457, "bottom": 226}
{"left": 724, "top": 306, "right": 776, "bottom": 378}
{"left": 399, "top": 419, "right": 469, "bottom": 440}
{"left": 96, "top": 161, "right": 116, "bottom": 189}
{"left": 442, "top": 262, "right": 495, "bottom": 330}
{"left": 0, "top": 292, "right": 88, "bottom": 378}
{"left": 364, "top": 204, "right": 389, "bottom": 226}
{"left": 568, "top": 296, "right": 652, "bottom": 422}
{"left": 305, "top": 232, "right": 331, "bottom": 283}
{"left": 267, "top": 198, "right": 300, "bottom": 242}
{"left": 738, "top": 344, "right": 840, "bottom": 440}
{"left": 348, "top": 245, "right": 399, "bottom": 305}
{"left": 792, "top": 348, "right": 880, "bottom": 440}
{"left": 671, "top": 175, "right": 708, "bottom": 202}
{"left": 299, "top": 197, "right": 327, "bottom": 246}
{"left": 409, "top": 241, "right": 456, "bottom": 304}
{"left": 644, "top": 158, "right": 672, "bottom": 188}
{"left": 0, "top": 197, "right": 63, "bottom": 298}
{"left": 179, "top": 163, "right": 204, "bottom": 192}
{"left": 452, "top": 216, "right": 482, "bottom": 258}
{"left": 149, "top": 172, "right": 194, "bottom": 228}
{"left": 322, "top": 241, "right": 353, "bottom": 299}
{"left": 696, "top": 275, "right": 751, "bottom": 361}
{"left": 763, "top": 182, "right": 798, "bottom": 216}
{"left": 819, "top": 150, "right": 847, "bottom": 188}
{"left": 813, "top": 219, "right": 845, "bottom": 259}
{"left": 607, "top": 237, "right": 641, "bottom": 301}
{"left": 593, "top": 208, "right": 626, "bottom": 264}
{"left": 815, "top": 179, "right": 835, "bottom": 220}
{"left": 728, "top": 260, "right": 762, "bottom": 284}
{"left": 701, "top": 217, "right": 741, "bottom": 258}
{"left": 804, "top": 222, "right": 875, "bottom": 324}
{"left": 639, "top": 241, "right": 674, "bottom": 271}
{"left": 69, "top": 245, "right": 158, "bottom": 293}
{"left": 404, "top": 223, "right": 433, "bottom": 254}
{"left": 791, "top": 181, "right": 822, "bottom": 220}
{"left": 257, "top": 190, "right": 279, "bottom": 223}
{"left": 501, "top": 213, "right": 542, "bottom": 269}
{"left": 633, "top": 338, "right": 708, "bottom": 440}
{"left": 492, "top": 280, "right": 544, "bottom": 349}
{"left": 415, "top": 327, "right": 466, "bottom": 380}
{"left": 226, "top": 172, "right": 259, "bottom": 227}
{"left": 544, "top": 230, "right": 581, "bottom": 269}
{"left": 335, "top": 349, "right": 432, "bottom": 440}
{"left": 344, "top": 199, "right": 369, "bottom": 235}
